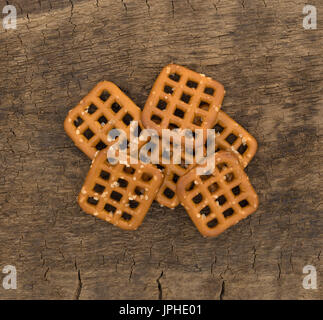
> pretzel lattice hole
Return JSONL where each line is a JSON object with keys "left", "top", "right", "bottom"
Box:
{"left": 224, "top": 172, "right": 235, "bottom": 183}
{"left": 208, "top": 182, "right": 219, "bottom": 193}
{"left": 199, "top": 100, "right": 210, "bottom": 111}
{"left": 217, "top": 195, "right": 227, "bottom": 206}
{"left": 97, "top": 115, "right": 108, "bottom": 126}
{"left": 87, "top": 197, "right": 98, "bottom": 205}
{"left": 121, "top": 212, "right": 132, "bottom": 221}
{"left": 99, "top": 90, "right": 110, "bottom": 102}
{"left": 186, "top": 80, "right": 198, "bottom": 89}
{"left": 163, "top": 188, "right": 175, "bottom": 199}
{"left": 217, "top": 163, "right": 228, "bottom": 172}
{"left": 100, "top": 170, "right": 110, "bottom": 181}
{"left": 74, "top": 116, "right": 84, "bottom": 127}
{"left": 104, "top": 203, "right": 116, "bottom": 214}
{"left": 83, "top": 128, "right": 94, "bottom": 140}
{"left": 87, "top": 104, "right": 98, "bottom": 115}
{"left": 164, "top": 85, "right": 174, "bottom": 94}
{"left": 121, "top": 113, "right": 133, "bottom": 126}
{"left": 157, "top": 99, "right": 167, "bottom": 111}
{"left": 169, "top": 72, "right": 180, "bottom": 82}
{"left": 151, "top": 114, "right": 162, "bottom": 124}
{"left": 225, "top": 133, "right": 238, "bottom": 145}
{"left": 192, "top": 193, "right": 203, "bottom": 204}
{"left": 200, "top": 205, "right": 211, "bottom": 217}
{"left": 207, "top": 218, "right": 218, "bottom": 228}
{"left": 238, "top": 144, "right": 248, "bottom": 155}
{"left": 231, "top": 185, "right": 241, "bottom": 196}
{"left": 204, "top": 87, "right": 215, "bottom": 96}
{"left": 123, "top": 165, "right": 135, "bottom": 175}
{"left": 180, "top": 93, "right": 192, "bottom": 104}
{"left": 185, "top": 181, "right": 195, "bottom": 192}
{"left": 110, "top": 191, "right": 123, "bottom": 202}
{"left": 223, "top": 207, "right": 234, "bottom": 218}
{"left": 111, "top": 102, "right": 121, "bottom": 113}
{"left": 93, "top": 183, "right": 105, "bottom": 194}
{"left": 200, "top": 175, "right": 212, "bottom": 181}
{"left": 156, "top": 164, "right": 165, "bottom": 172}
{"left": 172, "top": 174, "right": 179, "bottom": 183}
{"left": 168, "top": 123, "right": 179, "bottom": 130}
{"left": 129, "top": 200, "right": 139, "bottom": 209}
{"left": 118, "top": 178, "right": 128, "bottom": 188}
{"left": 141, "top": 172, "right": 153, "bottom": 182}
{"left": 192, "top": 115, "right": 203, "bottom": 126}
{"left": 134, "top": 186, "right": 145, "bottom": 196}
{"left": 213, "top": 123, "right": 224, "bottom": 134}
{"left": 174, "top": 108, "right": 185, "bottom": 119}
{"left": 95, "top": 140, "right": 107, "bottom": 150}
{"left": 239, "top": 199, "right": 249, "bottom": 208}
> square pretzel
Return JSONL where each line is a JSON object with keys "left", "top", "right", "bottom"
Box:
{"left": 155, "top": 110, "right": 258, "bottom": 208}
{"left": 78, "top": 149, "right": 164, "bottom": 230}
{"left": 151, "top": 140, "right": 196, "bottom": 208}
{"left": 213, "top": 111, "right": 257, "bottom": 168}
{"left": 64, "top": 81, "right": 143, "bottom": 159}
{"left": 177, "top": 151, "right": 259, "bottom": 237}
{"left": 141, "top": 64, "right": 225, "bottom": 144}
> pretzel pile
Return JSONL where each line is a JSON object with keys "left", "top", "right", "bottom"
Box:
{"left": 65, "top": 64, "right": 258, "bottom": 237}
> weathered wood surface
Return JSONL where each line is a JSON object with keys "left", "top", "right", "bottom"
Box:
{"left": 0, "top": 0, "right": 322, "bottom": 300}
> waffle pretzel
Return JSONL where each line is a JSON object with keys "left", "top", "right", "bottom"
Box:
{"left": 141, "top": 64, "right": 225, "bottom": 145}
{"left": 213, "top": 111, "right": 257, "bottom": 168}
{"left": 176, "top": 151, "right": 258, "bottom": 237}
{"left": 78, "top": 149, "right": 164, "bottom": 230}
{"left": 155, "top": 157, "right": 194, "bottom": 209}
{"left": 64, "top": 81, "right": 143, "bottom": 159}
{"left": 154, "top": 110, "right": 257, "bottom": 208}
{"left": 146, "top": 139, "right": 196, "bottom": 208}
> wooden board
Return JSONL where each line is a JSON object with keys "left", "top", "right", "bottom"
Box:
{"left": 0, "top": 0, "right": 322, "bottom": 299}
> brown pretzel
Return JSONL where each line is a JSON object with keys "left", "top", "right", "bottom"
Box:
{"left": 149, "top": 140, "right": 196, "bottom": 208}
{"left": 78, "top": 149, "right": 164, "bottom": 230}
{"left": 141, "top": 64, "right": 225, "bottom": 145}
{"left": 176, "top": 151, "right": 259, "bottom": 237}
{"left": 64, "top": 81, "right": 143, "bottom": 159}
{"left": 154, "top": 110, "right": 257, "bottom": 208}
{"left": 213, "top": 111, "right": 257, "bottom": 168}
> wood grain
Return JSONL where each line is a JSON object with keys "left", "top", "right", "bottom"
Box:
{"left": 0, "top": 0, "right": 322, "bottom": 299}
